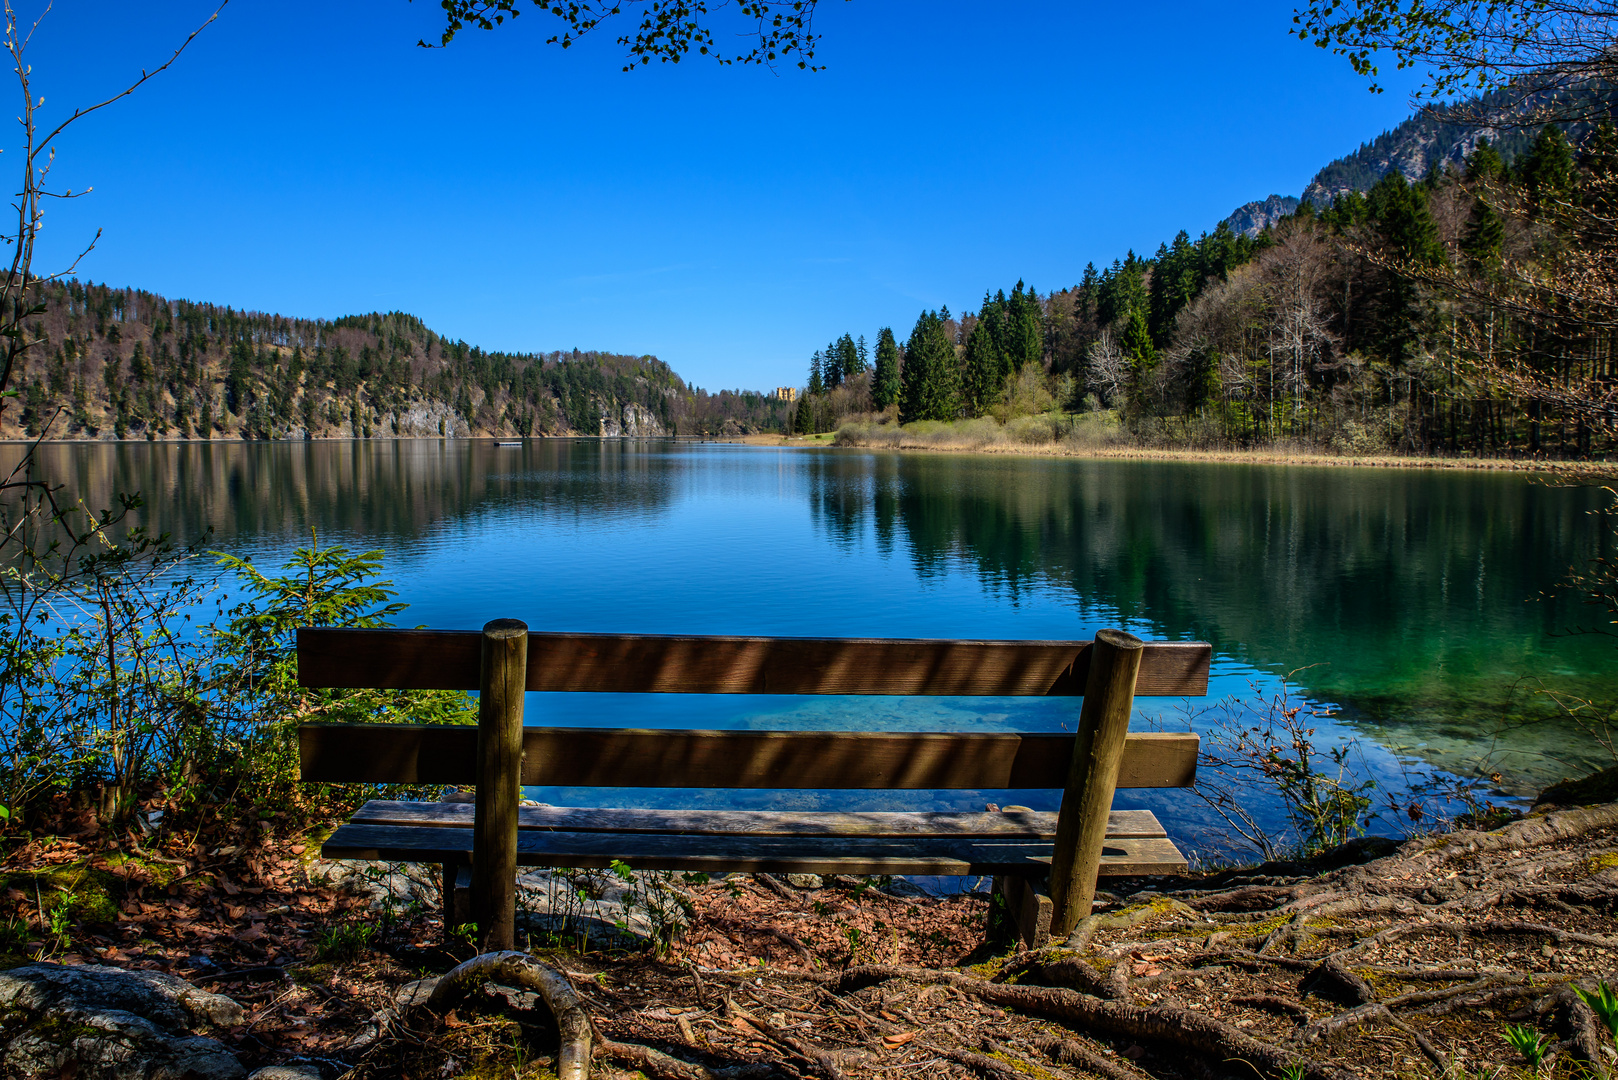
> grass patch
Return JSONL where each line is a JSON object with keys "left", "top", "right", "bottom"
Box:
{"left": 1, "top": 865, "right": 122, "bottom": 926}
{"left": 313, "top": 922, "right": 377, "bottom": 963}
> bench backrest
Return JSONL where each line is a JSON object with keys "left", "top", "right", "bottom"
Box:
{"left": 297, "top": 624, "right": 1210, "bottom": 946}
{"left": 295, "top": 628, "right": 1211, "bottom": 791}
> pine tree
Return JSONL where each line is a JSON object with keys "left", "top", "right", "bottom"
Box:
{"left": 1368, "top": 171, "right": 1446, "bottom": 267}
{"left": 1460, "top": 195, "right": 1505, "bottom": 269}
{"left": 821, "top": 340, "right": 841, "bottom": 389}
{"left": 1115, "top": 307, "right": 1156, "bottom": 414}
{"left": 964, "top": 316, "right": 1009, "bottom": 414}
{"left": 130, "top": 341, "right": 153, "bottom": 384}
{"left": 1467, "top": 137, "right": 1505, "bottom": 183}
{"left": 898, "top": 309, "right": 959, "bottom": 424}
{"left": 837, "top": 333, "right": 861, "bottom": 381}
{"left": 872, "top": 327, "right": 901, "bottom": 409}
{"left": 21, "top": 381, "right": 44, "bottom": 436}
{"left": 1149, "top": 231, "right": 1199, "bottom": 343}
{"left": 71, "top": 378, "right": 93, "bottom": 435}
{"left": 1006, "top": 281, "right": 1043, "bottom": 372}
{"left": 1120, "top": 308, "right": 1155, "bottom": 365}
{"left": 1519, "top": 124, "right": 1576, "bottom": 208}
{"left": 808, "top": 350, "right": 825, "bottom": 396}
{"left": 226, "top": 340, "right": 253, "bottom": 415}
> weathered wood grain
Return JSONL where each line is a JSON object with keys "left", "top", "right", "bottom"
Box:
{"left": 298, "top": 726, "right": 1199, "bottom": 789}
{"left": 345, "top": 800, "right": 1169, "bottom": 839}
{"left": 318, "top": 822, "right": 1189, "bottom": 876}
{"left": 1051, "top": 628, "right": 1143, "bottom": 936}
{"left": 473, "top": 619, "right": 527, "bottom": 952}
{"left": 296, "top": 628, "right": 1211, "bottom": 697}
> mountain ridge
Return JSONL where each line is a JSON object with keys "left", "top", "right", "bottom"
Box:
{"left": 1220, "top": 81, "right": 1614, "bottom": 235}
{"left": 3, "top": 280, "right": 789, "bottom": 442}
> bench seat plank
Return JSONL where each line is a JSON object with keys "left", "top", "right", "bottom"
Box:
{"left": 298, "top": 629, "right": 1212, "bottom": 697}
{"left": 319, "top": 823, "right": 1189, "bottom": 877}
{"left": 299, "top": 726, "right": 1199, "bottom": 789}
{"left": 347, "top": 800, "right": 1168, "bottom": 840}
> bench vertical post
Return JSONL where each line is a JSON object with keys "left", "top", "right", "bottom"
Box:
{"left": 1047, "top": 628, "right": 1144, "bottom": 940}
{"left": 472, "top": 619, "right": 528, "bottom": 952}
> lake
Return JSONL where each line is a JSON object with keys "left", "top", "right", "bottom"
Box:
{"left": 10, "top": 439, "right": 1615, "bottom": 859}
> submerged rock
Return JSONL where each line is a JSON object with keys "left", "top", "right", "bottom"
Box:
{"left": 1536, "top": 764, "right": 1618, "bottom": 808}
{"left": 0, "top": 962, "right": 245, "bottom": 1079}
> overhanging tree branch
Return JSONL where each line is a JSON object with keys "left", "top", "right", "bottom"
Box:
{"left": 423, "top": 0, "right": 837, "bottom": 71}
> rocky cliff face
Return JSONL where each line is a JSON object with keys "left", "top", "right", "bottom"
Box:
{"left": 1221, "top": 81, "right": 1615, "bottom": 229}
{"left": 599, "top": 401, "right": 667, "bottom": 437}
{"left": 1223, "top": 194, "right": 1301, "bottom": 238}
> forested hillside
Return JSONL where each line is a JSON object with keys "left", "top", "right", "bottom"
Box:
{"left": 810, "top": 123, "right": 1617, "bottom": 458}
{"left": 1300, "top": 83, "right": 1617, "bottom": 204}
{"left": 3, "top": 281, "right": 790, "bottom": 441}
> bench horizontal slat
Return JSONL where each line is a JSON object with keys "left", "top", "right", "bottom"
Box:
{"left": 298, "top": 726, "right": 1199, "bottom": 789}
{"left": 345, "top": 800, "right": 1168, "bottom": 839}
{"left": 319, "top": 823, "right": 1189, "bottom": 876}
{"left": 297, "top": 629, "right": 1211, "bottom": 697}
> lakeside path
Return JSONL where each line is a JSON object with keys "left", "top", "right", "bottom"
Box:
{"left": 738, "top": 431, "right": 1618, "bottom": 475}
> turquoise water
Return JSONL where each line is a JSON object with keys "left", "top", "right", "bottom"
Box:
{"left": 9, "top": 439, "right": 1614, "bottom": 855}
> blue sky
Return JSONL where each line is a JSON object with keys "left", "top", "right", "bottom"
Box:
{"left": 31, "top": 1, "right": 1425, "bottom": 391}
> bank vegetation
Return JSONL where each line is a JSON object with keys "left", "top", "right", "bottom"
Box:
{"left": 802, "top": 127, "right": 1618, "bottom": 464}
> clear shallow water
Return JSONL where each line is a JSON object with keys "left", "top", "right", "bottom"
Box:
{"left": 8, "top": 439, "right": 1614, "bottom": 856}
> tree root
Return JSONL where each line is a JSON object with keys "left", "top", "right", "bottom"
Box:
{"left": 753, "top": 874, "right": 803, "bottom": 904}
{"left": 726, "top": 997, "right": 847, "bottom": 1080}
{"left": 1298, "top": 1002, "right": 1448, "bottom": 1074}
{"left": 1550, "top": 983, "right": 1613, "bottom": 1080}
{"left": 1231, "top": 995, "right": 1311, "bottom": 1020}
{"left": 1017, "top": 956, "right": 1126, "bottom": 999}
{"left": 339, "top": 802, "right": 1618, "bottom": 1080}
{"left": 1200, "top": 949, "right": 1318, "bottom": 972}
{"left": 833, "top": 964, "right": 1347, "bottom": 1080}
{"left": 596, "top": 1036, "right": 780, "bottom": 1080}
{"left": 1026, "top": 1033, "right": 1158, "bottom": 1080}
{"left": 1333, "top": 917, "right": 1618, "bottom": 958}
{"left": 1066, "top": 899, "right": 1197, "bottom": 950}
{"left": 404, "top": 950, "right": 593, "bottom": 1080}
{"left": 1298, "top": 958, "right": 1374, "bottom": 1007}
{"left": 938, "top": 1042, "right": 1075, "bottom": 1080}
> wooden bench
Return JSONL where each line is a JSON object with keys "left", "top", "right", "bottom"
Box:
{"left": 296, "top": 623, "right": 1210, "bottom": 950}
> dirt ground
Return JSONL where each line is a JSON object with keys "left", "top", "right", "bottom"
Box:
{"left": 3, "top": 801, "right": 1616, "bottom": 1080}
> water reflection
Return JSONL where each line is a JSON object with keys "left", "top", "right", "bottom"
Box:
{"left": 806, "top": 451, "right": 1615, "bottom": 786}
{"left": 6, "top": 440, "right": 1611, "bottom": 808}
{"left": 3, "top": 439, "right": 680, "bottom": 554}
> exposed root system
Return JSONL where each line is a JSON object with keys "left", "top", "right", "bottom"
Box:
{"left": 335, "top": 802, "right": 1618, "bottom": 1080}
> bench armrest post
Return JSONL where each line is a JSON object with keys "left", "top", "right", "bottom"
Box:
{"left": 1048, "top": 629, "right": 1144, "bottom": 939}
{"left": 472, "top": 619, "right": 528, "bottom": 952}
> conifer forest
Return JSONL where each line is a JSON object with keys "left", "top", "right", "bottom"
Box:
{"left": 802, "top": 124, "right": 1618, "bottom": 458}
{"left": 2, "top": 282, "right": 791, "bottom": 442}
{"left": 7, "top": 125, "right": 1616, "bottom": 459}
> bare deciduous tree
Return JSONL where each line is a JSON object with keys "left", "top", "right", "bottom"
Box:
{"left": 1084, "top": 327, "right": 1128, "bottom": 408}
